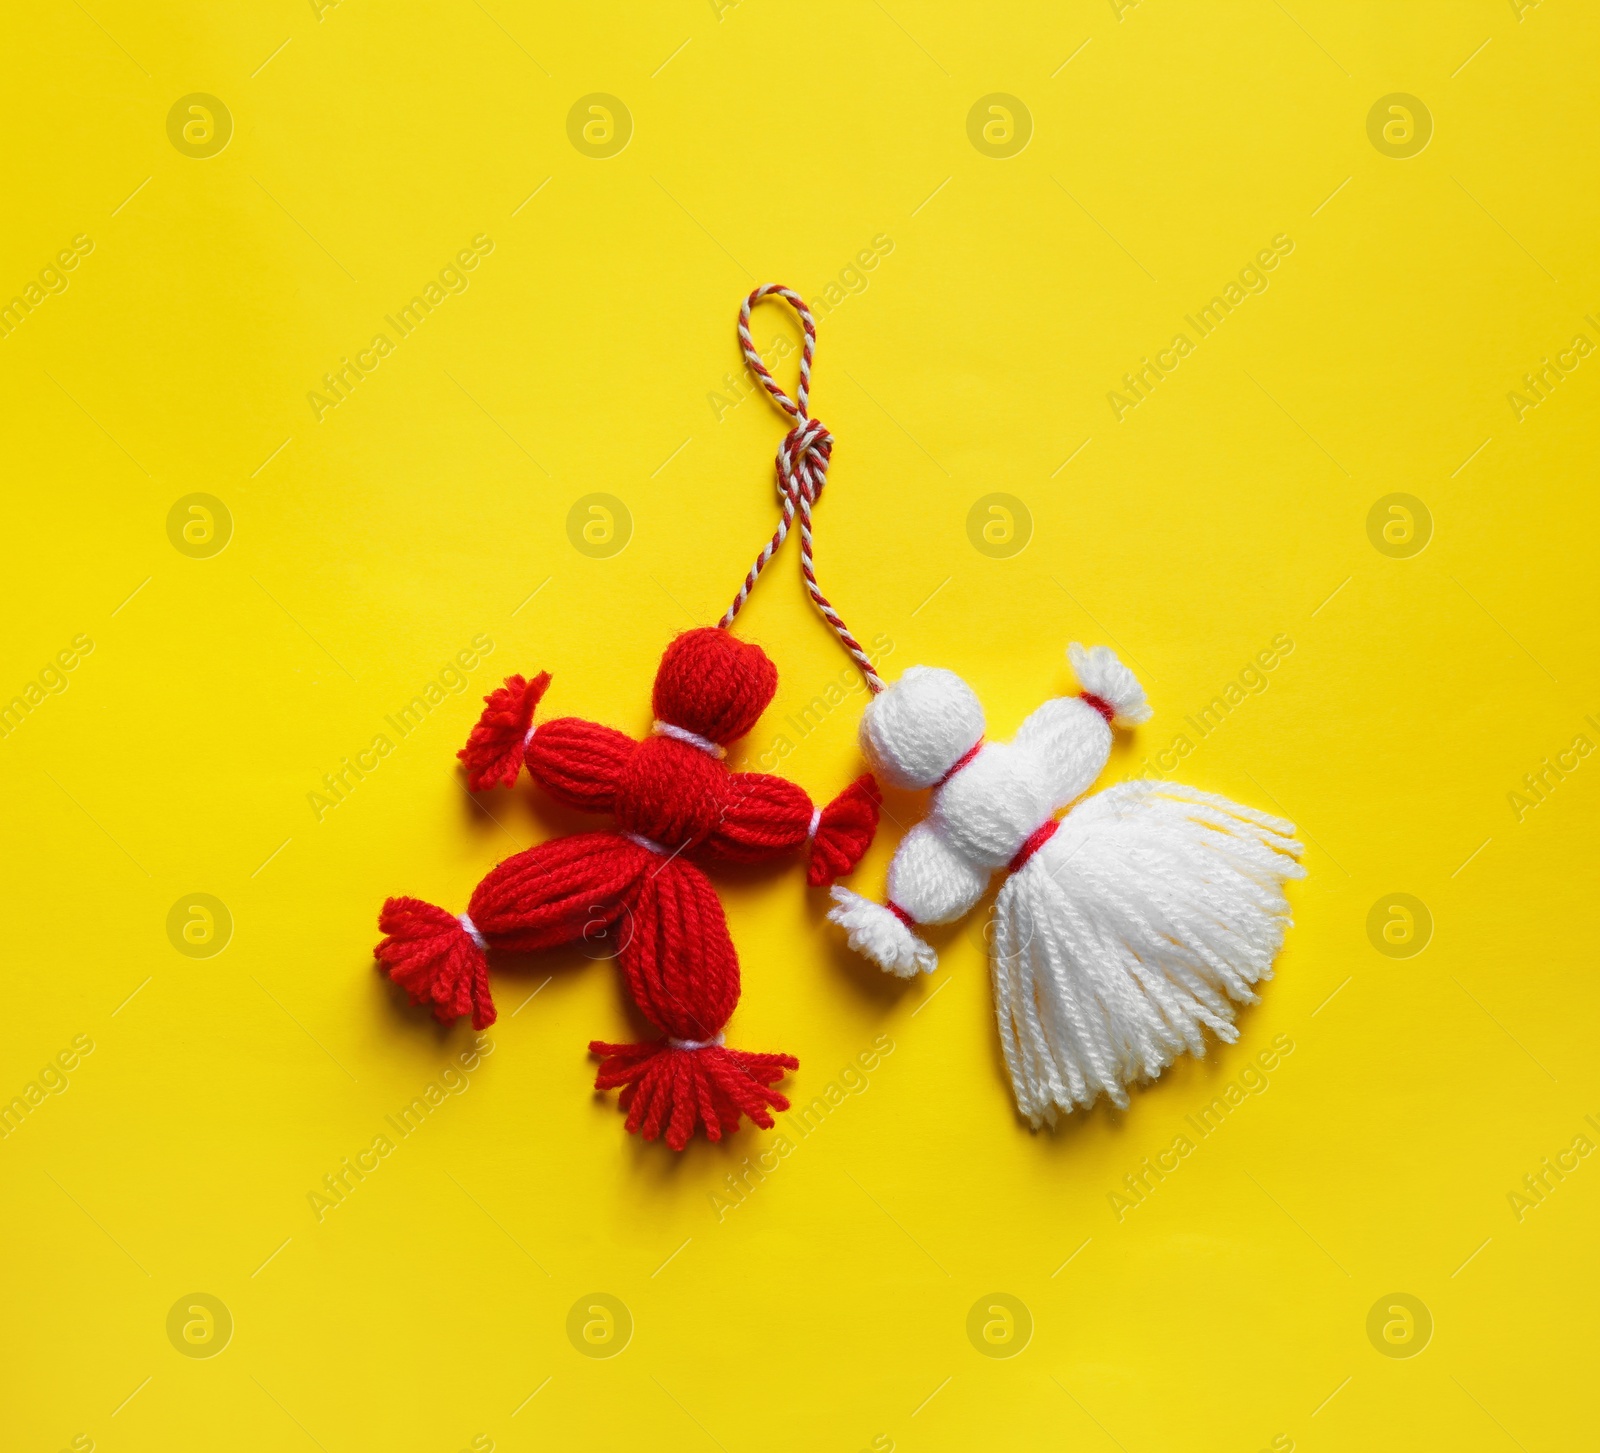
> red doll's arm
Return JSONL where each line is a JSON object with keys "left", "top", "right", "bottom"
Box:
{"left": 459, "top": 672, "right": 636, "bottom": 812}
{"left": 703, "top": 771, "right": 881, "bottom": 885}
{"left": 527, "top": 717, "right": 636, "bottom": 813}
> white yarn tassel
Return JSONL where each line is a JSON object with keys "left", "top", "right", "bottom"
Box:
{"left": 1067, "top": 642, "right": 1151, "bottom": 725}
{"left": 827, "top": 888, "right": 936, "bottom": 977}
{"left": 992, "top": 780, "right": 1305, "bottom": 1126}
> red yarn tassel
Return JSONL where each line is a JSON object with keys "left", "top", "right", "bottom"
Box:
{"left": 459, "top": 672, "right": 551, "bottom": 792}
{"left": 375, "top": 896, "right": 496, "bottom": 1029}
{"left": 807, "top": 774, "right": 882, "bottom": 886}
{"left": 590, "top": 1040, "right": 799, "bottom": 1149}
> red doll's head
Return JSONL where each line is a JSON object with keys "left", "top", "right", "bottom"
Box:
{"left": 652, "top": 627, "right": 777, "bottom": 746}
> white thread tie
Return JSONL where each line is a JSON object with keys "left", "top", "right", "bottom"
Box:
{"left": 458, "top": 913, "right": 488, "bottom": 951}
{"left": 667, "top": 1032, "right": 725, "bottom": 1051}
{"left": 651, "top": 719, "right": 725, "bottom": 758}
{"left": 806, "top": 806, "right": 822, "bottom": 842}
{"left": 523, "top": 723, "right": 537, "bottom": 748}
{"left": 625, "top": 832, "right": 668, "bottom": 855}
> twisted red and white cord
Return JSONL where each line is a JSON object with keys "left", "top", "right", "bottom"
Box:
{"left": 720, "top": 283, "right": 884, "bottom": 694}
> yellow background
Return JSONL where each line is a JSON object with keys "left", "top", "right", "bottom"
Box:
{"left": 2, "top": 2, "right": 1596, "bottom": 1449}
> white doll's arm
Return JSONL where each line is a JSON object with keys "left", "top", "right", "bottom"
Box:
{"left": 829, "top": 820, "right": 988, "bottom": 977}
{"left": 1012, "top": 697, "right": 1112, "bottom": 809}
{"left": 1014, "top": 644, "right": 1151, "bottom": 810}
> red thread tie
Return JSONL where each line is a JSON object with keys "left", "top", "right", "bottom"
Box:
{"left": 1008, "top": 818, "right": 1061, "bottom": 875}
{"left": 1080, "top": 692, "right": 1117, "bottom": 724}
{"left": 934, "top": 737, "right": 985, "bottom": 788}
{"left": 887, "top": 901, "right": 918, "bottom": 930}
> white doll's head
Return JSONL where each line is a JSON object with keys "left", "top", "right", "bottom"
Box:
{"left": 859, "top": 665, "right": 984, "bottom": 791}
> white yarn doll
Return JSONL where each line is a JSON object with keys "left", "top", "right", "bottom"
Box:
{"left": 829, "top": 644, "right": 1304, "bottom": 1126}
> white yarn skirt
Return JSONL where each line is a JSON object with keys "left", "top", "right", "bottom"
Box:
{"left": 991, "top": 780, "right": 1305, "bottom": 1126}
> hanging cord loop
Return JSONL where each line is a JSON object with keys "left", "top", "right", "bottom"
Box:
{"left": 720, "top": 284, "right": 884, "bottom": 694}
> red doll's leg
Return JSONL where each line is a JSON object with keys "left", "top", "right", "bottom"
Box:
{"left": 590, "top": 854, "right": 797, "bottom": 1150}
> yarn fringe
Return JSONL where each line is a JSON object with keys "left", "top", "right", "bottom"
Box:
{"left": 459, "top": 671, "right": 551, "bottom": 792}
{"left": 827, "top": 887, "right": 935, "bottom": 977}
{"left": 375, "top": 896, "right": 496, "bottom": 1030}
{"left": 589, "top": 1039, "right": 799, "bottom": 1150}
{"left": 992, "top": 780, "right": 1304, "bottom": 1126}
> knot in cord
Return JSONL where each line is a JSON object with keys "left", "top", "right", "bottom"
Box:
{"left": 720, "top": 284, "right": 883, "bottom": 693}
{"left": 776, "top": 414, "right": 833, "bottom": 514}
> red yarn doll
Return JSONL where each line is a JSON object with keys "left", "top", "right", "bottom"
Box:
{"left": 375, "top": 626, "right": 879, "bottom": 1150}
